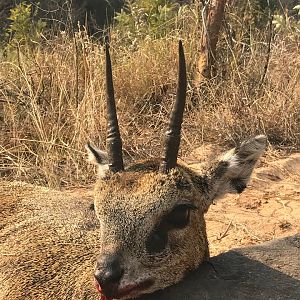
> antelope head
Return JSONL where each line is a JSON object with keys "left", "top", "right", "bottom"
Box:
{"left": 86, "top": 41, "right": 267, "bottom": 300}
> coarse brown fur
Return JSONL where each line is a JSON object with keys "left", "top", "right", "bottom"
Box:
{"left": 0, "top": 135, "right": 266, "bottom": 299}
{"left": 92, "top": 160, "right": 210, "bottom": 298}
{"left": 0, "top": 181, "right": 100, "bottom": 299}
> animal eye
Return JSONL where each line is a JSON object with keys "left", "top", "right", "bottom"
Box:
{"left": 166, "top": 204, "right": 196, "bottom": 229}
{"left": 145, "top": 204, "right": 196, "bottom": 255}
{"left": 146, "top": 230, "right": 168, "bottom": 254}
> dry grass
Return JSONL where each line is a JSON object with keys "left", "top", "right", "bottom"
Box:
{"left": 0, "top": 7, "right": 299, "bottom": 187}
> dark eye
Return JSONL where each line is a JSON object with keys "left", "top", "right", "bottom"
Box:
{"left": 146, "top": 230, "right": 168, "bottom": 254}
{"left": 145, "top": 204, "right": 196, "bottom": 255}
{"left": 166, "top": 204, "right": 196, "bottom": 229}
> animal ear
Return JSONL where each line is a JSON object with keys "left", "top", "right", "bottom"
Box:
{"left": 207, "top": 135, "right": 267, "bottom": 203}
{"left": 85, "top": 143, "right": 109, "bottom": 178}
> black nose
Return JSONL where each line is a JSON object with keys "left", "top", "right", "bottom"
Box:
{"left": 94, "top": 254, "right": 124, "bottom": 294}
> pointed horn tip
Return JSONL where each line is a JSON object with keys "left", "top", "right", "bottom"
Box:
{"left": 178, "top": 40, "right": 184, "bottom": 52}
{"left": 85, "top": 142, "right": 91, "bottom": 150}
{"left": 178, "top": 40, "right": 185, "bottom": 64}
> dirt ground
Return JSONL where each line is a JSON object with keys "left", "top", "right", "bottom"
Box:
{"left": 189, "top": 150, "right": 300, "bottom": 256}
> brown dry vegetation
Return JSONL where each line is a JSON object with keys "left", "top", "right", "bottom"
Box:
{"left": 0, "top": 4, "right": 299, "bottom": 188}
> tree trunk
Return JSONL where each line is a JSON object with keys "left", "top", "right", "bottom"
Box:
{"left": 196, "top": 0, "right": 227, "bottom": 83}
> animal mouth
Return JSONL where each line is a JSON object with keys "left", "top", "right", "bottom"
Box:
{"left": 94, "top": 278, "right": 154, "bottom": 299}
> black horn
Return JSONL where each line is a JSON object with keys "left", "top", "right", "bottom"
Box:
{"left": 105, "top": 41, "right": 124, "bottom": 173}
{"left": 160, "top": 40, "right": 187, "bottom": 173}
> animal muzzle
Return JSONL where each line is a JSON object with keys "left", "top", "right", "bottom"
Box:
{"left": 94, "top": 254, "right": 124, "bottom": 298}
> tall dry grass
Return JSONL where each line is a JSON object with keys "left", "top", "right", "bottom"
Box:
{"left": 0, "top": 6, "right": 299, "bottom": 187}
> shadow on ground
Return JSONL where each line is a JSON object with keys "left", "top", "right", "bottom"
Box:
{"left": 139, "top": 234, "right": 300, "bottom": 300}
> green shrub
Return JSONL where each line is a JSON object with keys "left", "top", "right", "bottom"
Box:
{"left": 5, "top": 2, "right": 46, "bottom": 50}
{"left": 272, "top": 5, "right": 300, "bottom": 34}
{"left": 114, "top": 0, "right": 181, "bottom": 41}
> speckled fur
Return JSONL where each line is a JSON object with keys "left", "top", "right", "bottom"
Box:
{"left": 93, "top": 160, "right": 210, "bottom": 298}
{"left": 0, "top": 135, "right": 266, "bottom": 299}
{"left": 89, "top": 135, "right": 267, "bottom": 299}
{"left": 0, "top": 181, "right": 100, "bottom": 300}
